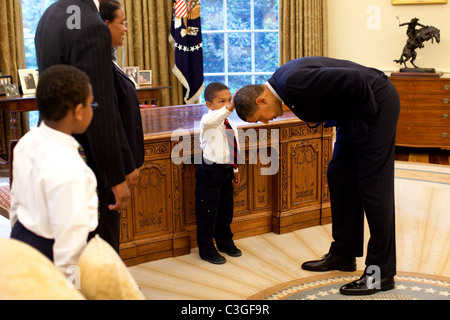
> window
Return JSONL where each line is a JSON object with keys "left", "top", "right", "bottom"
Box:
{"left": 21, "top": 0, "right": 57, "bottom": 128}
{"left": 21, "top": 0, "right": 280, "bottom": 106}
{"left": 22, "top": 0, "right": 57, "bottom": 69}
{"left": 201, "top": 0, "right": 279, "bottom": 99}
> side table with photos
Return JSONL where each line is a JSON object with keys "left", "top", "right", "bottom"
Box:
{"left": 0, "top": 85, "right": 170, "bottom": 176}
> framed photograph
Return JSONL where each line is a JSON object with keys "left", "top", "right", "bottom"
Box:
{"left": 392, "top": 0, "right": 447, "bottom": 4}
{"left": 139, "top": 70, "right": 152, "bottom": 86}
{"left": 5, "top": 84, "right": 20, "bottom": 98}
{"left": 124, "top": 66, "right": 140, "bottom": 88}
{"left": 18, "top": 69, "right": 39, "bottom": 95}
{"left": 0, "top": 75, "right": 12, "bottom": 96}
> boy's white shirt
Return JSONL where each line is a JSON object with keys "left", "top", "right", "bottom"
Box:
{"left": 199, "top": 107, "right": 240, "bottom": 173}
{"left": 9, "top": 122, "right": 98, "bottom": 277}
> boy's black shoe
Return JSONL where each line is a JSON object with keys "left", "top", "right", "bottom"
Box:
{"left": 201, "top": 253, "right": 227, "bottom": 265}
{"left": 218, "top": 245, "right": 242, "bottom": 257}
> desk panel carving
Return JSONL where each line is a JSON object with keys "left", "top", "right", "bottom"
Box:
{"left": 119, "top": 104, "right": 333, "bottom": 266}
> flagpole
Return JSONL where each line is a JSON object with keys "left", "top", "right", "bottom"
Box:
{"left": 169, "top": 0, "right": 204, "bottom": 104}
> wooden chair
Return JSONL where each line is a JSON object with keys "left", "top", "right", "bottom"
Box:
{"left": 0, "top": 140, "right": 18, "bottom": 219}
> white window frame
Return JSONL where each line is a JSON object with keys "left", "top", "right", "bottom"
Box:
{"left": 202, "top": 0, "right": 279, "bottom": 85}
{"left": 22, "top": 0, "right": 58, "bottom": 69}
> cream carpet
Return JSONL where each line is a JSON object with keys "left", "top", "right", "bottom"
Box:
{"left": 129, "top": 161, "right": 450, "bottom": 300}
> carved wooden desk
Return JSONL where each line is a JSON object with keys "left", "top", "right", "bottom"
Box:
{"left": 120, "top": 104, "right": 333, "bottom": 266}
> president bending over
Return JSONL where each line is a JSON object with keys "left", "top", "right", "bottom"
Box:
{"left": 233, "top": 56, "right": 400, "bottom": 296}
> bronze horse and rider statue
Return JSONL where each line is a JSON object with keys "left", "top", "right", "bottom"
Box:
{"left": 394, "top": 18, "right": 440, "bottom": 72}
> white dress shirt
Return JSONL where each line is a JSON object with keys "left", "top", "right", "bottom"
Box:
{"left": 265, "top": 81, "right": 284, "bottom": 104}
{"left": 9, "top": 122, "right": 98, "bottom": 276}
{"left": 93, "top": 0, "right": 100, "bottom": 11}
{"left": 199, "top": 107, "right": 240, "bottom": 172}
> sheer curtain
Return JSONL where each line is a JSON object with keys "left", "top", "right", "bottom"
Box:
{"left": 0, "top": 0, "right": 27, "bottom": 162}
{"left": 117, "top": 0, "right": 183, "bottom": 106}
{"left": 279, "top": 0, "right": 328, "bottom": 65}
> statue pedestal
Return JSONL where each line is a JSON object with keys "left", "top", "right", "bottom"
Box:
{"left": 391, "top": 70, "right": 443, "bottom": 78}
{"left": 399, "top": 67, "right": 436, "bottom": 73}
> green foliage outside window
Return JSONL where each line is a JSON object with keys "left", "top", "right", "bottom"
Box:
{"left": 202, "top": 0, "right": 279, "bottom": 98}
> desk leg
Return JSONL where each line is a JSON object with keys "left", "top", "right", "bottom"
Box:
{"left": 9, "top": 111, "right": 19, "bottom": 140}
{"left": 0, "top": 110, "right": 4, "bottom": 160}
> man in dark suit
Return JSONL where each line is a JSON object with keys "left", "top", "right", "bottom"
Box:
{"left": 233, "top": 57, "right": 400, "bottom": 295}
{"left": 35, "top": 0, "right": 130, "bottom": 252}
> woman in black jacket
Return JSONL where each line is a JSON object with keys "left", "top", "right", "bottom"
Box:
{"left": 100, "top": 0, "right": 144, "bottom": 187}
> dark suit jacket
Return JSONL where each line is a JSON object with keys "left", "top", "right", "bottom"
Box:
{"left": 267, "top": 57, "right": 396, "bottom": 143}
{"left": 35, "top": 0, "right": 125, "bottom": 189}
{"left": 112, "top": 63, "right": 144, "bottom": 174}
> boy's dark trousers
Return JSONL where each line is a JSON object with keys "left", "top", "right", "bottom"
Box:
{"left": 195, "top": 161, "right": 235, "bottom": 258}
{"left": 11, "top": 220, "right": 54, "bottom": 261}
{"left": 10, "top": 220, "right": 96, "bottom": 264}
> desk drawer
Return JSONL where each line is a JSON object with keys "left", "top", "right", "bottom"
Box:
{"left": 398, "top": 94, "right": 450, "bottom": 108}
{"left": 396, "top": 126, "right": 450, "bottom": 148}
{"left": 391, "top": 78, "right": 450, "bottom": 94}
{"left": 398, "top": 109, "right": 450, "bottom": 126}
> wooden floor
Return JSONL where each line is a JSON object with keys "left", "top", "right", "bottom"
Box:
{"left": 129, "top": 160, "right": 450, "bottom": 300}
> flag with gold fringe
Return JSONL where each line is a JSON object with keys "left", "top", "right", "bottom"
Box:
{"left": 169, "top": 0, "right": 204, "bottom": 104}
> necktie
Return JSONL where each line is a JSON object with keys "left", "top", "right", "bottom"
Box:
{"left": 78, "top": 146, "right": 87, "bottom": 163}
{"left": 224, "top": 118, "right": 239, "bottom": 169}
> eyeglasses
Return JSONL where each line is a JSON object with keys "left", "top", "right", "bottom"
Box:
{"left": 111, "top": 20, "right": 128, "bottom": 28}
{"left": 91, "top": 102, "right": 99, "bottom": 110}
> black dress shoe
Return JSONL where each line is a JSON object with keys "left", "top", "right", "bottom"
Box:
{"left": 340, "top": 273, "right": 395, "bottom": 295}
{"left": 301, "top": 253, "right": 356, "bottom": 272}
{"left": 201, "top": 253, "right": 226, "bottom": 265}
{"left": 218, "top": 245, "right": 242, "bottom": 257}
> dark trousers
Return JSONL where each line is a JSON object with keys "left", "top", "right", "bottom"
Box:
{"left": 10, "top": 220, "right": 96, "bottom": 263}
{"left": 195, "top": 162, "right": 235, "bottom": 258}
{"left": 11, "top": 220, "right": 55, "bottom": 261}
{"left": 11, "top": 190, "right": 121, "bottom": 256}
{"left": 327, "top": 82, "right": 400, "bottom": 278}
{"left": 94, "top": 187, "right": 121, "bottom": 253}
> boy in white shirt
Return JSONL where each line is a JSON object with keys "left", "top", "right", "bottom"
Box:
{"left": 9, "top": 64, "right": 98, "bottom": 277}
{"left": 195, "top": 82, "right": 242, "bottom": 264}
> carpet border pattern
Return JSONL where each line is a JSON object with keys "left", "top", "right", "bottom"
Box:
{"left": 248, "top": 271, "right": 450, "bottom": 300}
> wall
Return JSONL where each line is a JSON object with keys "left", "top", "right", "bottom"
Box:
{"left": 328, "top": 0, "right": 450, "bottom": 73}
